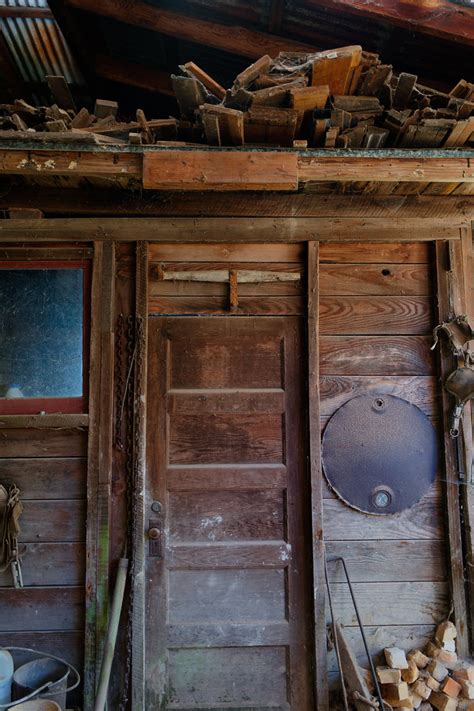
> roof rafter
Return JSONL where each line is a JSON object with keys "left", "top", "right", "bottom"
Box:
{"left": 308, "top": 0, "right": 474, "bottom": 47}
{"left": 63, "top": 0, "right": 319, "bottom": 59}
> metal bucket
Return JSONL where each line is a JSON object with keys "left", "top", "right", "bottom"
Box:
{"left": 0, "top": 649, "right": 80, "bottom": 711}
{"left": 12, "top": 659, "right": 68, "bottom": 709}
{"left": 11, "top": 701, "right": 61, "bottom": 711}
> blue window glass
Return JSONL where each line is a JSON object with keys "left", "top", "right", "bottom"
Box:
{"left": 0, "top": 269, "right": 84, "bottom": 399}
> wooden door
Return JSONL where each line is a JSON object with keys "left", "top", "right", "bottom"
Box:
{"left": 146, "top": 316, "right": 313, "bottom": 710}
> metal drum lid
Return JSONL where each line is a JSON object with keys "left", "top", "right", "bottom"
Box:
{"left": 321, "top": 394, "right": 438, "bottom": 515}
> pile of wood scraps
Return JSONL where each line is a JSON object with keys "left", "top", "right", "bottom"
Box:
{"left": 374, "top": 621, "right": 474, "bottom": 710}
{"left": 0, "top": 48, "right": 473, "bottom": 149}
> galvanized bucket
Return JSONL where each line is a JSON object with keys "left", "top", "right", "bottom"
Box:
{"left": 0, "top": 649, "right": 80, "bottom": 711}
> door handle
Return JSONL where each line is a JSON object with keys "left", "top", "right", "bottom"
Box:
{"left": 148, "top": 519, "right": 162, "bottom": 558}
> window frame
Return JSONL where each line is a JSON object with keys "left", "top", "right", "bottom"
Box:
{"left": 0, "top": 259, "right": 91, "bottom": 414}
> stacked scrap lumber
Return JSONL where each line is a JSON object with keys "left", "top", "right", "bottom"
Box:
{"left": 0, "top": 48, "right": 473, "bottom": 149}
{"left": 174, "top": 47, "right": 474, "bottom": 149}
{"left": 376, "top": 621, "right": 474, "bottom": 710}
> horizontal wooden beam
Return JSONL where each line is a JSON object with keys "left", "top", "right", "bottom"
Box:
{"left": 308, "top": 0, "right": 474, "bottom": 47}
{"left": 298, "top": 156, "right": 474, "bottom": 183}
{"left": 143, "top": 151, "right": 298, "bottom": 191}
{"left": 0, "top": 414, "right": 89, "bottom": 428}
{"left": 94, "top": 54, "right": 174, "bottom": 96}
{"left": 64, "top": 0, "right": 317, "bottom": 59}
{"left": 0, "top": 6, "right": 53, "bottom": 18}
{"left": 0, "top": 150, "right": 142, "bottom": 179}
{"left": 0, "top": 217, "right": 465, "bottom": 243}
{"left": 1, "top": 187, "right": 474, "bottom": 219}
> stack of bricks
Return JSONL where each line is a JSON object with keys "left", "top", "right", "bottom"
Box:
{"left": 376, "top": 621, "right": 474, "bottom": 710}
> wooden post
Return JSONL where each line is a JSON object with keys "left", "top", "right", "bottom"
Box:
{"left": 307, "top": 241, "right": 329, "bottom": 710}
{"left": 85, "top": 241, "right": 116, "bottom": 710}
{"left": 131, "top": 241, "right": 148, "bottom": 709}
{"left": 435, "top": 239, "right": 470, "bottom": 657}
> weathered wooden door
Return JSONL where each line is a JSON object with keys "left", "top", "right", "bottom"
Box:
{"left": 145, "top": 314, "right": 313, "bottom": 710}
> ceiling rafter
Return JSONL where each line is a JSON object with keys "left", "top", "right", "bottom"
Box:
{"left": 62, "top": 0, "right": 319, "bottom": 59}
{"left": 307, "top": 0, "right": 474, "bottom": 46}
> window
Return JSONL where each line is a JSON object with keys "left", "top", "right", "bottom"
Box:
{"left": 0, "top": 261, "right": 90, "bottom": 414}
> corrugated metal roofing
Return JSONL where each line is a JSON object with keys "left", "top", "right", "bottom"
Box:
{"left": 0, "top": 0, "right": 83, "bottom": 85}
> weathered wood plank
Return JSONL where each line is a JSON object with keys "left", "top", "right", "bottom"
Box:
{"left": 19, "top": 499, "right": 86, "bottom": 542}
{"left": 149, "top": 244, "right": 304, "bottom": 262}
{"left": 0, "top": 217, "right": 463, "bottom": 243}
{"left": 0, "top": 429, "right": 87, "bottom": 457}
{"left": 307, "top": 241, "right": 329, "bottom": 710}
{"left": 0, "top": 542, "right": 85, "bottom": 586}
{"left": 0, "top": 630, "right": 84, "bottom": 669}
{"left": 326, "top": 540, "right": 447, "bottom": 582}
{"left": 320, "top": 335, "right": 435, "bottom": 375}
{"left": 167, "top": 622, "right": 289, "bottom": 648}
{"left": 143, "top": 151, "right": 298, "bottom": 191}
{"left": 326, "top": 581, "right": 448, "bottom": 626}
{"left": 168, "top": 543, "right": 291, "bottom": 569}
{"left": 320, "top": 264, "right": 432, "bottom": 296}
{"left": 320, "top": 375, "right": 438, "bottom": 418}
{"left": 0, "top": 414, "right": 89, "bottom": 429}
{"left": 327, "top": 625, "right": 436, "bottom": 674}
{"left": 167, "top": 466, "right": 287, "bottom": 491}
{"left": 320, "top": 296, "right": 433, "bottom": 334}
{"left": 435, "top": 239, "right": 470, "bottom": 657}
{"left": 320, "top": 242, "right": 431, "bottom": 264}
{"left": 0, "top": 457, "right": 86, "bottom": 498}
{"left": 324, "top": 494, "right": 443, "bottom": 540}
{"left": 0, "top": 587, "right": 84, "bottom": 631}
{"left": 298, "top": 156, "right": 474, "bottom": 183}
{"left": 149, "top": 295, "right": 304, "bottom": 315}
{"left": 167, "top": 391, "right": 285, "bottom": 415}
{"left": 0, "top": 149, "right": 141, "bottom": 178}
{"left": 148, "top": 280, "right": 302, "bottom": 296}
{"left": 3, "top": 188, "right": 473, "bottom": 219}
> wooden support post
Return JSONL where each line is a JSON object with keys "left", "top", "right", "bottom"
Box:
{"left": 435, "top": 239, "right": 470, "bottom": 658}
{"left": 447, "top": 229, "right": 474, "bottom": 652}
{"left": 307, "top": 241, "right": 329, "bottom": 710}
{"left": 131, "top": 241, "right": 148, "bottom": 709}
{"left": 85, "top": 241, "right": 116, "bottom": 710}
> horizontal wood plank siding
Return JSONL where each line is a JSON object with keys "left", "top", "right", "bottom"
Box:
{"left": 320, "top": 241, "right": 448, "bottom": 688}
{"left": 0, "top": 427, "right": 86, "bottom": 702}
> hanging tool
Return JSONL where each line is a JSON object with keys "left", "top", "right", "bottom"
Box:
{"left": 0, "top": 483, "right": 24, "bottom": 587}
{"left": 326, "top": 556, "right": 387, "bottom": 711}
{"left": 444, "top": 367, "right": 474, "bottom": 439}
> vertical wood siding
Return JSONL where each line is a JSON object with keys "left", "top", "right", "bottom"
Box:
{"left": 319, "top": 242, "right": 448, "bottom": 684}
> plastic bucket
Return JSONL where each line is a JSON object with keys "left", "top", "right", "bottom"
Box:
{"left": 0, "top": 649, "right": 14, "bottom": 705}
{"left": 11, "top": 701, "right": 61, "bottom": 711}
{"left": 12, "top": 659, "right": 68, "bottom": 710}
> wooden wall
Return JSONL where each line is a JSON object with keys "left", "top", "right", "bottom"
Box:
{"left": 319, "top": 242, "right": 449, "bottom": 686}
{"left": 0, "top": 421, "right": 87, "bottom": 695}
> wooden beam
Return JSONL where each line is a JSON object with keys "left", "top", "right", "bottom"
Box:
{"left": 0, "top": 413, "right": 88, "bottom": 428}
{"left": 435, "top": 239, "right": 470, "bottom": 658}
{"left": 0, "top": 217, "right": 466, "bottom": 243}
{"left": 143, "top": 151, "right": 298, "bottom": 191}
{"left": 2, "top": 187, "right": 474, "bottom": 219}
{"left": 85, "top": 241, "right": 115, "bottom": 709}
{"left": 0, "top": 6, "right": 53, "bottom": 17}
{"left": 95, "top": 54, "right": 174, "bottom": 96}
{"left": 308, "top": 0, "right": 474, "bottom": 47}
{"left": 64, "top": 0, "right": 318, "bottom": 59}
{"left": 307, "top": 241, "right": 329, "bottom": 711}
{"left": 298, "top": 156, "right": 474, "bottom": 183}
{"left": 0, "top": 150, "right": 142, "bottom": 179}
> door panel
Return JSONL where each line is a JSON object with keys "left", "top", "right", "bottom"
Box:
{"left": 146, "top": 317, "right": 313, "bottom": 710}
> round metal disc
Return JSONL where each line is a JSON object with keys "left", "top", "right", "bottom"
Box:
{"left": 322, "top": 394, "right": 438, "bottom": 515}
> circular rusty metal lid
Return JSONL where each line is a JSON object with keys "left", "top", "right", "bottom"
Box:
{"left": 322, "top": 394, "right": 438, "bottom": 515}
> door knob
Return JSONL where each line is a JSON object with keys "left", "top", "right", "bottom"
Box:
{"left": 149, "top": 527, "right": 161, "bottom": 540}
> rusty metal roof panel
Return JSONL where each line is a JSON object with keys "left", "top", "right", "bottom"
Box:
{"left": 0, "top": 0, "right": 83, "bottom": 85}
